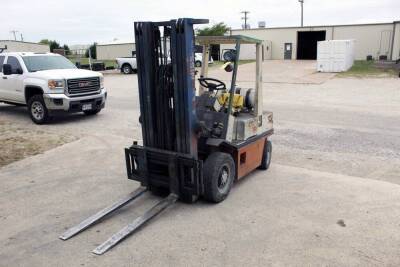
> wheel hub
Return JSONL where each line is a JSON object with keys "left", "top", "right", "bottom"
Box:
{"left": 31, "top": 101, "right": 44, "bottom": 120}
{"left": 218, "top": 167, "right": 229, "bottom": 190}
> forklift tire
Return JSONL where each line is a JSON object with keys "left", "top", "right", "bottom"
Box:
{"left": 203, "top": 152, "right": 235, "bottom": 203}
{"left": 259, "top": 140, "right": 272, "bottom": 170}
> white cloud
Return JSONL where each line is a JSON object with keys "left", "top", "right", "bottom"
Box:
{"left": 0, "top": 0, "right": 398, "bottom": 45}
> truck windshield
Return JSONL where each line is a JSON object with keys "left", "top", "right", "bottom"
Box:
{"left": 22, "top": 55, "right": 77, "bottom": 72}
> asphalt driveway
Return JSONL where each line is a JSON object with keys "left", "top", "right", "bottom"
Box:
{"left": 1, "top": 61, "right": 400, "bottom": 266}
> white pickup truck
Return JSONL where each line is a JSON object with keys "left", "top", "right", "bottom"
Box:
{"left": 0, "top": 52, "right": 107, "bottom": 124}
{"left": 116, "top": 52, "right": 213, "bottom": 74}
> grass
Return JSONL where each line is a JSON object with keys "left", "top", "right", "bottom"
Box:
{"left": 67, "top": 57, "right": 117, "bottom": 68}
{"left": 0, "top": 119, "right": 77, "bottom": 168}
{"left": 338, "top": 60, "right": 398, "bottom": 78}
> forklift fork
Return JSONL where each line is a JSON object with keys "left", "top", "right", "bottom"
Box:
{"left": 60, "top": 187, "right": 177, "bottom": 255}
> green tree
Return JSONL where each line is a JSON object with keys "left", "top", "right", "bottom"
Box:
{"left": 85, "top": 43, "right": 97, "bottom": 59}
{"left": 39, "top": 39, "right": 61, "bottom": 52}
{"left": 63, "top": 44, "right": 71, "bottom": 55}
{"left": 196, "top": 22, "right": 230, "bottom": 36}
{"left": 39, "top": 39, "right": 50, "bottom": 45}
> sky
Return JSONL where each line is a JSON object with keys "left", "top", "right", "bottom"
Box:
{"left": 1, "top": 0, "right": 399, "bottom": 45}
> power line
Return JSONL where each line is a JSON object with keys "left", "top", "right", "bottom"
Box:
{"left": 241, "top": 11, "right": 250, "bottom": 29}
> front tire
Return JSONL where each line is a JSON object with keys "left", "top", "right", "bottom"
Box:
{"left": 122, "top": 64, "right": 133, "bottom": 74}
{"left": 203, "top": 152, "right": 235, "bottom": 203}
{"left": 28, "top": 95, "right": 49, "bottom": 124}
{"left": 259, "top": 140, "right": 272, "bottom": 170}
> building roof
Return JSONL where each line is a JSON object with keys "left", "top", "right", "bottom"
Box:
{"left": 97, "top": 40, "right": 135, "bottom": 46}
{"left": 0, "top": 40, "right": 49, "bottom": 46}
{"left": 196, "top": 35, "right": 262, "bottom": 45}
{"left": 231, "top": 20, "right": 400, "bottom": 31}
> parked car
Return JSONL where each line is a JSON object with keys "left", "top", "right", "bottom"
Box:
{"left": 0, "top": 52, "right": 107, "bottom": 124}
{"left": 117, "top": 52, "right": 213, "bottom": 74}
{"left": 194, "top": 52, "right": 214, "bottom": 67}
{"left": 116, "top": 57, "right": 137, "bottom": 74}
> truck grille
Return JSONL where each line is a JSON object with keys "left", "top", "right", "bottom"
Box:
{"left": 67, "top": 77, "right": 100, "bottom": 96}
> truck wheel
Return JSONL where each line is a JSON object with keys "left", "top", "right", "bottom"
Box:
{"left": 122, "top": 64, "right": 132, "bottom": 74}
{"left": 195, "top": 61, "right": 202, "bottom": 67}
{"left": 83, "top": 108, "right": 101, "bottom": 116}
{"left": 259, "top": 140, "right": 272, "bottom": 170}
{"left": 203, "top": 152, "right": 235, "bottom": 203}
{"left": 28, "top": 95, "right": 49, "bottom": 124}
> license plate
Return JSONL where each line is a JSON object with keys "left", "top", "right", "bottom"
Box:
{"left": 82, "top": 103, "right": 92, "bottom": 111}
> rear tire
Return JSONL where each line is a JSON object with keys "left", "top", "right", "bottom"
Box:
{"left": 259, "top": 140, "right": 272, "bottom": 170}
{"left": 122, "top": 64, "right": 133, "bottom": 74}
{"left": 27, "top": 95, "right": 49, "bottom": 124}
{"left": 203, "top": 152, "right": 235, "bottom": 203}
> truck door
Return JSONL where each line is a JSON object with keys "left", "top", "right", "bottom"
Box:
{"left": 3, "top": 56, "right": 25, "bottom": 103}
{"left": 0, "top": 55, "right": 6, "bottom": 99}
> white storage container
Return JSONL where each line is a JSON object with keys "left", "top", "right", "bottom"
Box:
{"left": 317, "top": 40, "right": 355, "bottom": 72}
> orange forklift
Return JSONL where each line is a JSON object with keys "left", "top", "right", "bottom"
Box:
{"left": 60, "top": 18, "right": 273, "bottom": 255}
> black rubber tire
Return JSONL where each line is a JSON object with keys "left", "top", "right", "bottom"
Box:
{"left": 203, "top": 152, "right": 235, "bottom": 203}
{"left": 83, "top": 108, "right": 101, "bottom": 116}
{"left": 195, "top": 61, "right": 202, "bottom": 67}
{"left": 122, "top": 64, "right": 133, "bottom": 74}
{"left": 259, "top": 140, "right": 272, "bottom": 170}
{"left": 27, "top": 94, "right": 49, "bottom": 124}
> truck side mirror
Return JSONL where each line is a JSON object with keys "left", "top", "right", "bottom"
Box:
{"left": 2, "top": 64, "right": 12, "bottom": 75}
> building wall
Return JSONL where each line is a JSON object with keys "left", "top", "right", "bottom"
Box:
{"left": 0, "top": 40, "right": 50, "bottom": 53}
{"left": 392, "top": 22, "right": 400, "bottom": 60}
{"left": 96, "top": 43, "right": 135, "bottom": 60}
{"left": 231, "top": 22, "right": 397, "bottom": 60}
{"left": 331, "top": 24, "right": 393, "bottom": 60}
{"left": 232, "top": 27, "right": 332, "bottom": 60}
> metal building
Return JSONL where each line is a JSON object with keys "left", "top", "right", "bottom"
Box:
{"left": 228, "top": 21, "right": 400, "bottom": 61}
{"left": 96, "top": 41, "right": 135, "bottom": 60}
{"left": 0, "top": 40, "right": 49, "bottom": 53}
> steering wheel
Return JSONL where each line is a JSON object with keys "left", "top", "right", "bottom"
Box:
{"left": 198, "top": 77, "right": 226, "bottom": 91}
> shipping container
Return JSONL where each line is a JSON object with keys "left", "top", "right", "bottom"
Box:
{"left": 317, "top": 40, "right": 355, "bottom": 72}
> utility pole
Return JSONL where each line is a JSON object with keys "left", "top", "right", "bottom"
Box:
{"left": 241, "top": 11, "right": 250, "bottom": 29}
{"left": 298, "top": 0, "right": 304, "bottom": 27}
{"left": 20, "top": 33, "right": 24, "bottom": 42}
{"left": 10, "top": 30, "right": 19, "bottom": 41}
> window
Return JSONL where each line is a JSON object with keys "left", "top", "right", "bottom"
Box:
{"left": 22, "top": 55, "right": 76, "bottom": 72}
{"left": 7, "top": 56, "right": 23, "bottom": 74}
{"left": 0, "top": 56, "right": 4, "bottom": 72}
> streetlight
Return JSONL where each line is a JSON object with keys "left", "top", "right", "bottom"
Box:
{"left": 298, "top": 0, "right": 304, "bottom": 27}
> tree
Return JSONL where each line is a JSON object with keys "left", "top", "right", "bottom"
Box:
{"left": 85, "top": 43, "right": 97, "bottom": 59}
{"left": 39, "top": 39, "right": 61, "bottom": 52}
{"left": 39, "top": 39, "right": 50, "bottom": 45}
{"left": 196, "top": 22, "right": 230, "bottom": 36}
{"left": 63, "top": 44, "right": 71, "bottom": 55}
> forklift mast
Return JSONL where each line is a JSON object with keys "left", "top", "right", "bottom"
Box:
{"left": 127, "top": 18, "right": 209, "bottom": 198}
{"left": 135, "top": 19, "right": 206, "bottom": 155}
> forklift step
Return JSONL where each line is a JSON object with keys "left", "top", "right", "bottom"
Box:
{"left": 60, "top": 186, "right": 147, "bottom": 240}
{"left": 92, "top": 194, "right": 178, "bottom": 255}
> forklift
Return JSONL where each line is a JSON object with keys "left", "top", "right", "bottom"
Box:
{"left": 60, "top": 18, "right": 274, "bottom": 255}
